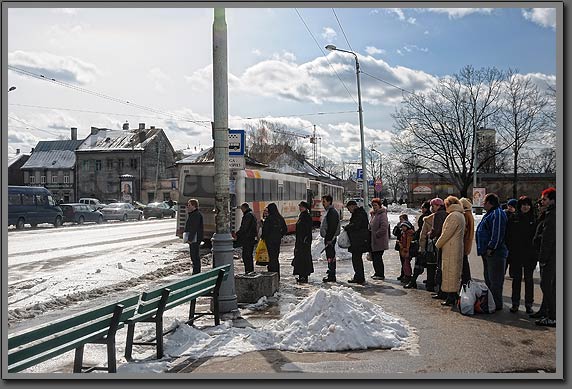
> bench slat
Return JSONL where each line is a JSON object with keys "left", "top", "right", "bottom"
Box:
{"left": 8, "top": 295, "right": 139, "bottom": 350}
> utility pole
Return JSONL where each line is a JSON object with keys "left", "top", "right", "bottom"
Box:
{"left": 212, "top": 7, "right": 237, "bottom": 313}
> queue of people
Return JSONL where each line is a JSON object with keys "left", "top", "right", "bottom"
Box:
{"left": 185, "top": 187, "right": 557, "bottom": 328}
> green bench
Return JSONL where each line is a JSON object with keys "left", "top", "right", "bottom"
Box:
{"left": 8, "top": 295, "right": 140, "bottom": 373}
{"left": 124, "top": 264, "right": 231, "bottom": 360}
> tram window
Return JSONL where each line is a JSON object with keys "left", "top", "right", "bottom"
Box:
{"left": 183, "top": 175, "right": 215, "bottom": 198}
{"left": 254, "top": 179, "right": 264, "bottom": 201}
{"left": 245, "top": 178, "right": 255, "bottom": 202}
{"left": 270, "top": 180, "right": 278, "bottom": 200}
{"left": 283, "top": 181, "right": 290, "bottom": 200}
{"left": 263, "top": 179, "right": 271, "bottom": 201}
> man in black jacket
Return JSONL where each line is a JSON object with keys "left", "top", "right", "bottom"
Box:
{"left": 185, "top": 198, "right": 204, "bottom": 274}
{"left": 344, "top": 200, "right": 369, "bottom": 284}
{"left": 320, "top": 194, "right": 340, "bottom": 282}
{"left": 534, "top": 188, "right": 556, "bottom": 327}
{"left": 235, "top": 202, "right": 258, "bottom": 274}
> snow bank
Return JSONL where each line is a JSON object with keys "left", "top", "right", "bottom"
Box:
{"left": 161, "top": 286, "right": 412, "bottom": 361}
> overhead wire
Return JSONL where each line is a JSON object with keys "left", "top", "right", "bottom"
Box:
{"left": 332, "top": 9, "right": 354, "bottom": 52}
{"left": 361, "top": 71, "right": 414, "bottom": 95}
{"left": 8, "top": 65, "right": 211, "bottom": 127}
{"left": 8, "top": 115, "right": 61, "bottom": 137}
{"left": 294, "top": 8, "right": 358, "bottom": 106}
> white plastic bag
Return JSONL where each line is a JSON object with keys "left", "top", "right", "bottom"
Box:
{"left": 458, "top": 281, "right": 476, "bottom": 315}
{"left": 337, "top": 229, "right": 351, "bottom": 248}
{"left": 472, "top": 281, "right": 496, "bottom": 313}
{"left": 183, "top": 232, "right": 189, "bottom": 243}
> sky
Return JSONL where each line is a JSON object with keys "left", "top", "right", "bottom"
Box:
{"left": 6, "top": 6, "right": 557, "bottom": 164}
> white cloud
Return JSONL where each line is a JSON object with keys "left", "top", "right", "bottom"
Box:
{"left": 321, "top": 27, "right": 337, "bottom": 41}
{"left": 47, "top": 24, "right": 88, "bottom": 46}
{"left": 424, "top": 30, "right": 429, "bottom": 35}
{"left": 251, "top": 49, "right": 262, "bottom": 56}
{"left": 8, "top": 50, "right": 100, "bottom": 84}
{"left": 272, "top": 51, "right": 297, "bottom": 62}
{"left": 369, "top": 9, "right": 379, "bottom": 15}
{"left": 52, "top": 8, "right": 78, "bottom": 15}
{"left": 399, "top": 45, "right": 429, "bottom": 55}
{"left": 396, "top": 49, "right": 404, "bottom": 56}
{"left": 522, "top": 8, "right": 556, "bottom": 29}
{"left": 422, "top": 8, "right": 494, "bottom": 19}
{"left": 386, "top": 8, "right": 405, "bottom": 21}
{"left": 148, "top": 67, "right": 171, "bottom": 93}
{"left": 365, "top": 46, "right": 385, "bottom": 56}
{"left": 407, "top": 17, "right": 417, "bottom": 25}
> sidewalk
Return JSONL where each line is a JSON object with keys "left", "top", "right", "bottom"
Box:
{"left": 169, "top": 240, "right": 557, "bottom": 375}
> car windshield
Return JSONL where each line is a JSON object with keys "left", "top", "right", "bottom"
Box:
{"left": 106, "top": 204, "right": 123, "bottom": 208}
{"left": 147, "top": 203, "right": 161, "bottom": 208}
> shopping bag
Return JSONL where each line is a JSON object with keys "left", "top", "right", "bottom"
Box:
{"left": 183, "top": 232, "right": 190, "bottom": 244}
{"left": 255, "top": 239, "right": 270, "bottom": 265}
{"left": 458, "top": 281, "right": 476, "bottom": 315}
{"left": 472, "top": 281, "right": 496, "bottom": 313}
{"left": 366, "top": 252, "right": 373, "bottom": 261}
{"left": 337, "top": 229, "right": 351, "bottom": 249}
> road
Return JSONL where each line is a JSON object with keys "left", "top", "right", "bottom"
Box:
{"left": 7, "top": 218, "right": 183, "bottom": 313}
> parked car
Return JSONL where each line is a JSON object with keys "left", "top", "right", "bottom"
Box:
{"left": 60, "top": 203, "right": 104, "bottom": 225}
{"left": 100, "top": 203, "right": 143, "bottom": 221}
{"left": 79, "top": 198, "right": 105, "bottom": 210}
{"left": 8, "top": 186, "right": 63, "bottom": 229}
{"left": 133, "top": 201, "right": 147, "bottom": 211}
{"left": 143, "top": 202, "right": 176, "bottom": 219}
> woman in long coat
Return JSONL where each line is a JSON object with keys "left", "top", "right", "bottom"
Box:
{"left": 292, "top": 201, "right": 314, "bottom": 283}
{"left": 459, "top": 198, "right": 475, "bottom": 285}
{"left": 369, "top": 198, "right": 389, "bottom": 280}
{"left": 261, "top": 202, "right": 288, "bottom": 278}
{"left": 435, "top": 196, "right": 465, "bottom": 306}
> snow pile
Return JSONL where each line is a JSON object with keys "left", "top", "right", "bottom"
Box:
{"left": 161, "top": 286, "right": 412, "bottom": 360}
{"left": 386, "top": 203, "right": 420, "bottom": 216}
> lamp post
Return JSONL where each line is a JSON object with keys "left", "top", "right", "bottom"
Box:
{"left": 326, "top": 44, "right": 368, "bottom": 211}
{"left": 8, "top": 86, "right": 17, "bottom": 92}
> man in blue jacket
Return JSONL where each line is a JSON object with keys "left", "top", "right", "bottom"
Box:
{"left": 476, "top": 193, "right": 508, "bottom": 311}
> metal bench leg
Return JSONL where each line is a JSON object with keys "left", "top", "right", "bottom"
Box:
{"left": 73, "top": 345, "right": 85, "bottom": 373}
{"left": 125, "top": 322, "right": 135, "bottom": 360}
{"left": 107, "top": 338, "right": 117, "bottom": 373}
{"left": 189, "top": 299, "right": 197, "bottom": 324}
{"left": 156, "top": 318, "right": 164, "bottom": 359}
{"left": 213, "top": 294, "right": 220, "bottom": 326}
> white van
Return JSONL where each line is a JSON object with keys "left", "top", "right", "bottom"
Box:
{"left": 79, "top": 198, "right": 105, "bottom": 210}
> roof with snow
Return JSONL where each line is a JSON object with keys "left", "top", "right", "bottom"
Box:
{"left": 8, "top": 153, "right": 30, "bottom": 168}
{"left": 20, "top": 140, "right": 84, "bottom": 170}
{"left": 176, "top": 147, "right": 267, "bottom": 167}
{"left": 267, "top": 154, "right": 341, "bottom": 180}
{"left": 76, "top": 128, "right": 162, "bottom": 152}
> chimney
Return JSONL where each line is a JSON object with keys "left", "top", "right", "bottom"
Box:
{"left": 31, "top": 148, "right": 35, "bottom": 153}
{"left": 123, "top": 122, "right": 129, "bottom": 131}
{"left": 16, "top": 148, "right": 20, "bottom": 155}
{"left": 91, "top": 127, "right": 99, "bottom": 135}
{"left": 150, "top": 126, "right": 155, "bottom": 129}
{"left": 138, "top": 123, "right": 145, "bottom": 130}
{"left": 71, "top": 127, "right": 77, "bottom": 140}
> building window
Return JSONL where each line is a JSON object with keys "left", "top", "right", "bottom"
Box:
{"left": 107, "top": 160, "right": 114, "bottom": 170}
{"left": 95, "top": 160, "right": 102, "bottom": 171}
{"left": 52, "top": 175, "right": 58, "bottom": 184}
{"left": 82, "top": 160, "right": 90, "bottom": 171}
{"left": 130, "top": 158, "right": 138, "bottom": 170}
{"left": 118, "top": 159, "right": 124, "bottom": 169}
{"left": 159, "top": 161, "right": 165, "bottom": 173}
{"left": 30, "top": 175, "right": 36, "bottom": 184}
{"left": 64, "top": 175, "right": 70, "bottom": 184}
{"left": 41, "top": 176, "right": 46, "bottom": 184}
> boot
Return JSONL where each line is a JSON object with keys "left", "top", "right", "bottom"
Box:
{"left": 322, "top": 276, "right": 336, "bottom": 283}
{"left": 403, "top": 280, "right": 417, "bottom": 289}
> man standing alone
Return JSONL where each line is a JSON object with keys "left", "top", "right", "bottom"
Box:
{"left": 476, "top": 193, "right": 508, "bottom": 311}
{"left": 321, "top": 195, "right": 340, "bottom": 282}
{"left": 235, "top": 203, "right": 258, "bottom": 274}
{"left": 344, "top": 200, "right": 370, "bottom": 284}
{"left": 185, "top": 198, "right": 204, "bottom": 275}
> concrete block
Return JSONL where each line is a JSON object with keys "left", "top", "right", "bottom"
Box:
{"left": 235, "top": 272, "right": 279, "bottom": 303}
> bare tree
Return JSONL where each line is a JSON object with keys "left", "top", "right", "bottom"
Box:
{"left": 519, "top": 147, "right": 556, "bottom": 173}
{"left": 382, "top": 157, "right": 408, "bottom": 202}
{"left": 494, "top": 69, "right": 549, "bottom": 198}
{"left": 392, "top": 65, "right": 508, "bottom": 197}
{"left": 244, "top": 119, "right": 306, "bottom": 164}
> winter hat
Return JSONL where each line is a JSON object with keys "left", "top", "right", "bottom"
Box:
{"left": 430, "top": 198, "right": 444, "bottom": 207}
{"left": 399, "top": 220, "right": 414, "bottom": 230}
{"left": 346, "top": 200, "right": 358, "bottom": 207}
{"left": 507, "top": 199, "right": 518, "bottom": 208}
{"left": 298, "top": 201, "right": 311, "bottom": 210}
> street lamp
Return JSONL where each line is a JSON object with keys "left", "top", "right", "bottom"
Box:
{"left": 8, "top": 86, "right": 16, "bottom": 92}
{"left": 326, "top": 44, "right": 368, "bottom": 211}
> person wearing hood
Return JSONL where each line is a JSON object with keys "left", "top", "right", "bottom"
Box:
{"left": 344, "top": 200, "right": 370, "bottom": 284}
{"left": 235, "top": 203, "right": 258, "bottom": 274}
{"left": 398, "top": 220, "right": 416, "bottom": 284}
{"left": 506, "top": 196, "right": 538, "bottom": 314}
{"left": 504, "top": 198, "right": 518, "bottom": 274}
{"left": 394, "top": 214, "right": 410, "bottom": 281}
{"left": 261, "top": 202, "right": 288, "bottom": 277}
{"left": 404, "top": 202, "right": 432, "bottom": 289}
{"left": 435, "top": 196, "right": 466, "bottom": 306}
{"left": 459, "top": 197, "right": 475, "bottom": 285}
{"left": 369, "top": 198, "right": 389, "bottom": 280}
{"left": 428, "top": 197, "right": 448, "bottom": 299}
{"left": 292, "top": 201, "right": 314, "bottom": 283}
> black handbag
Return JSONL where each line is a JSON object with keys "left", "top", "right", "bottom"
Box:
{"left": 410, "top": 240, "right": 419, "bottom": 258}
{"left": 394, "top": 240, "right": 400, "bottom": 251}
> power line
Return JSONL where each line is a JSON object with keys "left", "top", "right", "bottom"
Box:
{"left": 239, "top": 110, "right": 357, "bottom": 120}
{"left": 8, "top": 65, "right": 211, "bottom": 127}
{"left": 361, "top": 70, "right": 414, "bottom": 95}
{"left": 332, "top": 9, "right": 354, "bottom": 53}
{"left": 8, "top": 116, "right": 61, "bottom": 137}
{"left": 294, "top": 8, "right": 358, "bottom": 106}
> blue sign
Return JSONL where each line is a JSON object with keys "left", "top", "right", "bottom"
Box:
{"left": 356, "top": 168, "right": 363, "bottom": 179}
{"left": 368, "top": 180, "right": 374, "bottom": 186}
{"left": 228, "top": 129, "right": 245, "bottom": 156}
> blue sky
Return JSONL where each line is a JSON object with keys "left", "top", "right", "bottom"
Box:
{"left": 6, "top": 6, "right": 557, "bottom": 163}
